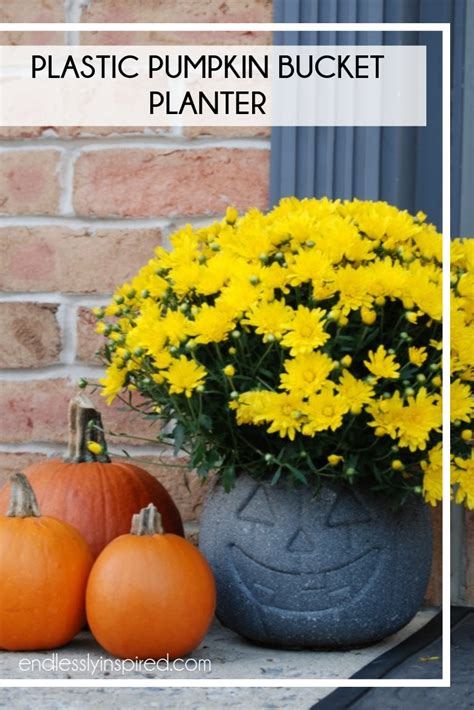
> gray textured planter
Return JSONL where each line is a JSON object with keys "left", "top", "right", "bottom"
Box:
{"left": 199, "top": 474, "right": 433, "bottom": 649}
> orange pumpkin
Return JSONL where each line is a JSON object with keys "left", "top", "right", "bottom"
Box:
{"left": 86, "top": 503, "right": 216, "bottom": 660}
{"left": 0, "top": 473, "right": 93, "bottom": 651}
{"left": 0, "top": 395, "right": 184, "bottom": 559}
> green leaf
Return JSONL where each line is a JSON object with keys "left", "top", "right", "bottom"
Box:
{"left": 173, "top": 423, "right": 186, "bottom": 455}
{"left": 270, "top": 467, "right": 282, "bottom": 486}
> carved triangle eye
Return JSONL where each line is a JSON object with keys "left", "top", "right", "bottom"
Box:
{"left": 327, "top": 489, "right": 372, "bottom": 527}
{"left": 238, "top": 486, "right": 275, "bottom": 526}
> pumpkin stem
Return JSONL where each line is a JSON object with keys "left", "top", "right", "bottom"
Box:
{"left": 66, "top": 394, "right": 111, "bottom": 463}
{"left": 131, "top": 503, "right": 164, "bottom": 535}
{"left": 7, "top": 473, "right": 41, "bottom": 518}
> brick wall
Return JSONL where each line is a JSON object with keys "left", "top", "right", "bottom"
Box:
{"left": 0, "top": 0, "right": 271, "bottom": 538}
{"left": 0, "top": 0, "right": 451, "bottom": 607}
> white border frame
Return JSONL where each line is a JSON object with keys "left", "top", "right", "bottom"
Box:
{"left": 0, "top": 21, "right": 451, "bottom": 690}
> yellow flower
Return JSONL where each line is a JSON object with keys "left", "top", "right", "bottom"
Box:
{"left": 231, "top": 390, "right": 274, "bottom": 425}
{"left": 391, "top": 459, "right": 404, "bottom": 470}
{"left": 367, "top": 391, "right": 404, "bottom": 439}
{"left": 421, "top": 443, "right": 442, "bottom": 506}
{"left": 302, "top": 388, "right": 349, "bottom": 435}
{"left": 162, "top": 310, "right": 191, "bottom": 347}
{"left": 364, "top": 345, "right": 400, "bottom": 380}
{"left": 328, "top": 454, "right": 344, "bottom": 466}
{"left": 408, "top": 346, "right": 428, "bottom": 367}
{"left": 281, "top": 306, "right": 329, "bottom": 355}
{"left": 100, "top": 362, "right": 127, "bottom": 404}
{"left": 223, "top": 365, "right": 235, "bottom": 377}
{"left": 287, "top": 248, "right": 333, "bottom": 289}
{"left": 87, "top": 441, "right": 105, "bottom": 456}
{"left": 335, "top": 266, "right": 374, "bottom": 315}
{"left": 243, "top": 299, "right": 293, "bottom": 341}
{"left": 336, "top": 370, "right": 374, "bottom": 413}
{"left": 279, "top": 352, "right": 334, "bottom": 397}
{"left": 163, "top": 356, "right": 207, "bottom": 397}
{"left": 189, "top": 303, "right": 235, "bottom": 344}
{"left": 397, "top": 388, "right": 442, "bottom": 451}
{"left": 451, "top": 379, "right": 474, "bottom": 423}
{"left": 169, "top": 261, "right": 201, "bottom": 298}
{"left": 452, "top": 452, "right": 474, "bottom": 509}
{"left": 259, "top": 392, "right": 305, "bottom": 441}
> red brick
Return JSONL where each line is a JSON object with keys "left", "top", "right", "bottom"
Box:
{"left": 76, "top": 306, "right": 105, "bottom": 364}
{"left": 80, "top": 0, "right": 271, "bottom": 23}
{"left": 0, "top": 31, "right": 65, "bottom": 45}
{"left": 0, "top": 379, "right": 73, "bottom": 444}
{"left": 73, "top": 148, "right": 269, "bottom": 218}
{"left": 0, "top": 0, "right": 64, "bottom": 22}
{"left": 0, "top": 126, "right": 169, "bottom": 140}
{"left": 183, "top": 126, "right": 271, "bottom": 139}
{"left": 0, "top": 226, "right": 161, "bottom": 294}
{"left": 0, "top": 127, "right": 46, "bottom": 140}
{"left": 0, "top": 379, "right": 162, "bottom": 446}
{"left": 0, "top": 452, "right": 48, "bottom": 489}
{"left": 0, "top": 302, "right": 61, "bottom": 368}
{"left": 81, "top": 30, "right": 270, "bottom": 45}
{"left": 424, "top": 506, "right": 442, "bottom": 606}
{"left": 0, "top": 151, "right": 61, "bottom": 216}
{"left": 55, "top": 126, "right": 171, "bottom": 138}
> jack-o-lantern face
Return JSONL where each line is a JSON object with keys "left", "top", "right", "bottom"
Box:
{"left": 230, "top": 483, "right": 380, "bottom": 614}
{"left": 199, "top": 475, "right": 432, "bottom": 648}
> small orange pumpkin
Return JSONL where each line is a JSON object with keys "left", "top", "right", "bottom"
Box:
{"left": 86, "top": 503, "right": 216, "bottom": 660}
{"left": 0, "top": 473, "right": 93, "bottom": 651}
{"left": 0, "top": 395, "right": 184, "bottom": 559}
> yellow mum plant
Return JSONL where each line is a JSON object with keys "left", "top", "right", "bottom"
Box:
{"left": 91, "top": 198, "right": 473, "bottom": 507}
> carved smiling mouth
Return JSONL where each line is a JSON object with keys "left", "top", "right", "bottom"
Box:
{"left": 231, "top": 545, "right": 380, "bottom": 613}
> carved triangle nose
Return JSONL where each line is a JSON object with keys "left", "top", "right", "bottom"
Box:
{"left": 287, "top": 528, "right": 314, "bottom": 553}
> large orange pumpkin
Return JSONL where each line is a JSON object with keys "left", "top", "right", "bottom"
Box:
{"left": 0, "top": 395, "right": 184, "bottom": 559}
{"left": 86, "top": 503, "right": 216, "bottom": 660}
{"left": 0, "top": 473, "right": 93, "bottom": 651}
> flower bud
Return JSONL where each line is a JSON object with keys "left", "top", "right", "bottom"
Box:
{"left": 361, "top": 307, "right": 376, "bottom": 325}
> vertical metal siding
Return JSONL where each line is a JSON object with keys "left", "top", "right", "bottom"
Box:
{"left": 271, "top": 0, "right": 465, "bottom": 232}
